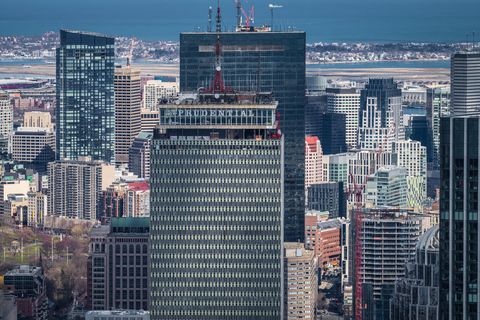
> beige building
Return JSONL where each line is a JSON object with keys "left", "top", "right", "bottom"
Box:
{"left": 0, "top": 91, "right": 13, "bottom": 140}
{"left": 47, "top": 156, "right": 115, "bottom": 220}
{"left": 305, "top": 137, "right": 323, "bottom": 192}
{"left": 11, "top": 128, "right": 55, "bottom": 171}
{"left": 114, "top": 66, "right": 142, "bottom": 163}
{"left": 284, "top": 242, "right": 317, "bottom": 320}
{"left": 143, "top": 80, "right": 179, "bottom": 110}
{"left": 140, "top": 109, "right": 159, "bottom": 132}
{"left": 28, "top": 191, "right": 47, "bottom": 228}
{"left": 23, "top": 111, "right": 53, "bottom": 129}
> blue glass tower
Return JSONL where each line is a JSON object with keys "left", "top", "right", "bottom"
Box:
{"left": 56, "top": 30, "right": 115, "bottom": 164}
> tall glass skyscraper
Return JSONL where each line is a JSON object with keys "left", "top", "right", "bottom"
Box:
{"left": 150, "top": 90, "right": 284, "bottom": 319}
{"left": 56, "top": 30, "right": 115, "bottom": 164}
{"left": 439, "top": 113, "right": 480, "bottom": 319}
{"left": 451, "top": 51, "right": 480, "bottom": 114}
{"left": 180, "top": 30, "right": 305, "bottom": 242}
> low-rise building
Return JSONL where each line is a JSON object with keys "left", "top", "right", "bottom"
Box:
{"left": 86, "top": 310, "right": 149, "bottom": 320}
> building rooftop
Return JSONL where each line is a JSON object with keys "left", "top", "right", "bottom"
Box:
{"left": 5, "top": 265, "right": 42, "bottom": 277}
{"left": 61, "top": 29, "right": 112, "bottom": 38}
{"left": 86, "top": 310, "right": 149, "bottom": 316}
{"left": 136, "top": 132, "right": 154, "bottom": 140}
{"left": 110, "top": 217, "right": 149, "bottom": 234}
{"left": 317, "top": 219, "right": 342, "bottom": 231}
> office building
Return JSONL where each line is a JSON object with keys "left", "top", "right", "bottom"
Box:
{"left": 180, "top": 29, "right": 305, "bottom": 243}
{"left": 129, "top": 132, "right": 153, "bottom": 180}
{"left": 0, "top": 180, "right": 30, "bottom": 215}
{"left": 358, "top": 78, "right": 405, "bottom": 152}
{"left": 306, "top": 76, "right": 327, "bottom": 94}
{"left": 402, "top": 86, "right": 427, "bottom": 106}
{"left": 450, "top": 51, "right": 480, "bottom": 114}
{"left": 3, "top": 265, "right": 48, "bottom": 320}
{"left": 426, "top": 86, "right": 450, "bottom": 169}
{"left": 365, "top": 166, "right": 408, "bottom": 207}
{"left": 393, "top": 140, "right": 427, "bottom": 207}
{"left": 390, "top": 225, "right": 439, "bottom": 320}
{"left": 321, "top": 112, "right": 347, "bottom": 154}
{"left": 27, "top": 191, "right": 47, "bottom": 228}
{"left": 0, "top": 91, "right": 12, "bottom": 158}
{"left": 305, "top": 137, "right": 323, "bottom": 191}
{"left": 23, "top": 111, "right": 53, "bottom": 130}
{"left": 140, "top": 109, "right": 159, "bottom": 133}
{"left": 86, "top": 310, "right": 149, "bottom": 320}
{"left": 47, "top": 157, "right": 115, "bottom": 220}
{"left": 439, "top": 113, "right": 480, "bottom": 319}
{"left": 304, "top": 214, "right": 342, "bottom": 266}
{"left": 150, "top": 90, "right": 283, "bottom": 319}
{"left": 56, "top": 29, "right": 115, "bottom": 164}
{"left": 353, "top": 209, "right": 423, "bottom": 319}
{"left": 327, "top": 87, "right": 361, "bottom": 149}
{"left": 307, "top": 182, "right": 345, "bottom": 218}
{"left": 143, "top": 80, "right": 179, "bottom": 110}
{"left": 283, "top": 242, "right": 317, "bottom": 320}
{"left": 87, "top": 218, "right": 150, "bottom": 311}
{"left": 322, "top": 152, "right": 356, "bottom": 190}
{"left": 305, "top": 94, "right": 327, "bottom": 138}
{"left": 11, "top": 128, "right": 55, "bottom": 172}
{"left": 114, "top": 66, "right": 141, "bottom": 164}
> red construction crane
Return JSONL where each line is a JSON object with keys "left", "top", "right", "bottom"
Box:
{"left": 127, "top": 36, "right": 134, "bottom": 68}
{"left": 234, "top": 0, "right": 254, "bottom": 27}
{"left": 348, "top": 123, "right": 395, "bottom": 320}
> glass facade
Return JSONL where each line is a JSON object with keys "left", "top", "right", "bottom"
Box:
{"left": 56, "top": 30, "right": 115, "bottom": 165}
{"left": 439, "top": 115, "right": 479, "bottom": 319}
{"left": 180, "top": 31, "right": 305, "bottom": 242}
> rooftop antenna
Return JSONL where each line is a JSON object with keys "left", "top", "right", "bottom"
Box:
{"left": 207, "top": 0, "right": 230, "bottom": 92}
{"left": 269, "top": 4, "right": 282, "bottom": 31}
{"left": 216, "top": 0, "right": 221, "bottom": 33}
{"left": 467, "top": 33, "right": 469, "bottom": 51}
{"left": 236, "top": 0, "right": 242, "bottom": 26}
{"left": 474, "top": 31, "right": 476, "bottom": 50}
{"left": 208, "top": 7, "right": 213, "bottom": 32}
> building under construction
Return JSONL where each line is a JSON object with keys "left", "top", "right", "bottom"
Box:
{"left": 349, "top": 208, "right": 425, "bottom": 319}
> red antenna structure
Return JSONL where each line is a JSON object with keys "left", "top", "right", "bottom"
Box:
{"left": 347, "top": 123, "right": 395, "bottom": 320}
{"left": 206, "top": 3, "right": 231, "bottom": 92}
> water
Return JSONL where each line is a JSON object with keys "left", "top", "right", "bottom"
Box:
{"left": 1, "top": 0, "right": 480, "bottom": 43}
{"left": 307, "top": 60, "right": 451, "bottom": 69}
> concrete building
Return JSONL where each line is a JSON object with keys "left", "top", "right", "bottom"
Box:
{"left": 450, "top": 51, "right": 480, "bottom": 114}
{"left": 393, "top": 140, "right": 427, "bottom": 207}
{"left": 358, "top": 78, "right": 405, "bottom": 153}
{"left": 142, "top": 80, "right": 179, "bottom": 110}
{"left": 352, "top": 209, "right": 424, "bottom": 319}
{"left": 390, "top": 225, "right": 439, "bottom": 320}
{"left": 365, "top": 166, "right": 408, "bottom": 207}
{"left": 402, "top": 86, "right": 427, "bottom": 105}
{"left": 0, "top": 291, "right": 17, "bottom": 320}
{"left": 3, "top": 265, "right": 48, "bottom": 320}
{"left": 27, "top": 191, "right": 47, "bottom": 228}
{"left": 283, "top": 242, "right": 317, "bottom": 320}
{"left": 23, "top": 111, "right": 53, "bottom": 130}
{"left": 128, "top": 132, "right": 153, "bottom": 180}
{"left": 0, "top": 90, "right": 13, "bottom": 158}
{"left": 87, "top": 218, "right": 150, "bottom": 311}
{"left": 426, "top": 86, "right": 450, "bottom": 170}
{"left": 0, "top": 180, "right": 30, "bottom": 215}
{"left": 114, "top": 66, "right": 141, "bottom": 164}
{"left": 307, "top": 182, "right": 345, "bottom": 219}
{"left": 326, "top": 87, "right": 360, "bottom": 149}
{"left": 11, "top": 127, "right": 55, "bottom": 172}
{"left": 150, "top": 90, "right": 283, "bottom": 319}
{"left": 305, "top": 137, "right": 323, "bottom": 191}
{"left": 322, "top": 152, "right": 356, "bottom": 190}
{"left": 86, "top": 310, "right": 149, "bottom": 320}
{"left": 140, "top": 109, "right": 159, "bottom": 133}
{"left": 47, "top": 157, "right": 115, "bottom": 220}
{"left": 56, "top": 30, "right": 115, "bottom": 165}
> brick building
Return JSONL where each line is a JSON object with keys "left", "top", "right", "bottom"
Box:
{"left": 305, "top": 212, "right": 342, "bottom": 267}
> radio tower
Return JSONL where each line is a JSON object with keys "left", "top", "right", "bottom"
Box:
{"left": 207, "top": 1, "right": 230, "bottom": 92}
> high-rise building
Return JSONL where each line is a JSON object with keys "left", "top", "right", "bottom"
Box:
{"left": 56, "top": 30, "right": 115, "bottom": 164}
{"left": 0, "top": 90, "right": 12, "bottom": 159}
{"left": 365, "top": 166, "right": 408, "bottom": 207}
{"left": 305, "top": 94, "right": 327, "bottom": 138}
{"left": 305, "top": 137, "right": 323, "bottom": 191}
{"left": 439, "top": 113, "right": 480, "bottom": 319}
{"left": 87, "top": 218, "right": 150, "bottom": 311}
{"left": 140, "top": 109, "right": 159, "bottom": 133}
{"left": 23, "top": 111, "right": 53, "bottom": 130}
{"left": 142, "top": 80, "right": 179, "bottom": 110}
{"left": 426, "top": 86, "right": 450, "bottom": 169}
{"left": 390, "top": 225, "right": 439, "bottom": 320}
{"left": 180, "top": 29, "right": 305, "bottom": 242}
{"left": 47, "top": 157, "right": 115, "bottom": 220}
{"left": 3, "top": 265, "right": 48, "bottom": 320}
{"left": 150, "top": 90, "right": 284, "bottom": 319}
{"left": 11, "top": 128, "right": 55, "bottom": 172}
{"left": 283, "top": 242, "right": 317, "bottom": 320}
{"left": 322, "top": 152, "right": 356, "bottom": 190}
{"left": 307, "top": 182, "right": 346, "bottom": 218}
{"left": 100, "top": 182, "right": 150, "bottom": 223}
{"left": 114, "top": 66, "right": 141, "bottom": 164}
{"left": 27, "top": 191, "right": 47, "bottom": 228}
{"left": 129, "top": 132, "right": 153, "bottom": 180}
{"left": 451, "top": 51, "right": 480, "bottom": 114}
{"left": 358, "top": 78, "right": 405, "bottom": 152}
{"left": 327, "top": 87, "right": 361, "bottom": 149}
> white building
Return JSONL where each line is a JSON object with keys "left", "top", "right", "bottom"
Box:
{"left": 86, "top": 310, "right": 149, "bottom": 320}
{"left": 327, "top": 88, "right": 360, "bottom": 149}
{"left": 143, "top": 80, "right": 179, "bottom": 110}
{"left": 365, "top": 165, "right": 407, "bottom": 207}
{"left": 305, "top": 137, "right": 323, "bottom": 191}
{"left": 0, "top": 91, "right": 13, "bottom": 140}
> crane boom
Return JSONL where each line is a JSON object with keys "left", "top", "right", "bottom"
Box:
{"left": 234, "top": 0, "right": 254, "bottom": 27}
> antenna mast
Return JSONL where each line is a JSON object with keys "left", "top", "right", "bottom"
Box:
{"left": 207, "top": 1, "right": 230, "bottom": 92}
{"left": 208, "top": 7, "right": 213, "bottom": 32}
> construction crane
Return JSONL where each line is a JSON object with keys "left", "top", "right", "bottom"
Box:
{"left": 126, "top": 36, "right": 135, "bottom": 68}
{"left": 234, "top": 0, "right": 254, "bottom": 27}
{"left": 269, "top": 4, "right": 282, "bottom": 30}
{"left": 348, "top": 123, "right": 395, "bottom": 320}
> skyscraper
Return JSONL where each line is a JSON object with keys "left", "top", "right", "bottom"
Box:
{"left": 114, "top": 65, "right": 141, "bottom": 164}
{"left": 358, "top": 78, "right": 405, "bottom": 152}
{"left": 150, "top": 90, "right": 284, "bottom": 319}
{"left": 327, "top": 87, "right": 361, "bottom": 149}
{"left": 426, "top": 86, "right": 450, "bottom": 169}
{"left": 0, "top": 90, "right": 12, "bottom": 159}
{"left": 451, "top": 51, "right": 480, "bottom": 114}
{"left": 56, "top": 30, "right": 115, "bottom": 164}
{"left": 180, "top": 29, "right": 305, "bottom": 242}
{"left": 439, "top": 113, "right": 480, "bottom": 319}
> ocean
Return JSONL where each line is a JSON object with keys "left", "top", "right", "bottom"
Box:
{"left": 1, "top": 0, "right": 480, "bottom": 43}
